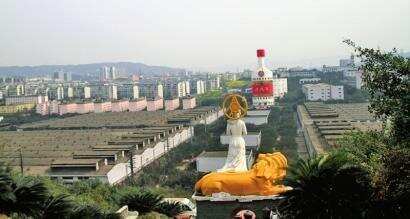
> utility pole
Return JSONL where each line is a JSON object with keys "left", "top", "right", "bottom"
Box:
{"left": 128, "top": 148, "right": 134, "bottom": 183}
{"left": 204, "top": 118, "right": 207, "bottom": 133}
{"left": 19, "top": 148, "right": 23, "bottom": 175}
{"left": 205, "top": 118, "right": 209, "bottom": 147}
{"left": 190, "top": 126, "right": 194, "bottom": 144}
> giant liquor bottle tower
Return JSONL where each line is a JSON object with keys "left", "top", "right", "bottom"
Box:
{"left": 251, "top": 49, "right": 274, "bottom": 109}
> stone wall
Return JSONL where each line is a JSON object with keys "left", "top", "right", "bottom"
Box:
{"left": 194, "top": 195, "right": 283, "bottom": 219}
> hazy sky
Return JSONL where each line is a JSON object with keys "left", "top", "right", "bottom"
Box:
{"left": 1, "top": 0, "right": 409, "bottom": 71}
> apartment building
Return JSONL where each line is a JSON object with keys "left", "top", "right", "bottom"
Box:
{"left": 5, "top": 95, "right": 47, "bottom": 105}
{"left": 117, "top": 84, "right": 139, "bottom": 99}
{"left": 302, "top": 83, "right": 344, "bottom": 101}
{"left": 182, "top": 97, "right": 196, "bottom": 110}
{"left": 165, "top": 98, "right": 180, "bottom": 111}
{"left": 147, "top": 97, "right": 164, "bottom": 111}
{"left": 192, "top": 80, "right": 206, "bottom": 95}
{"left": 129, "top": 98, "right": 147, "bottom": 112}
{"left": 272, "top": 78, "right": 288, "bottom": 98}
{"left": 139, "top": 82, "right": 164, "bottom": 99}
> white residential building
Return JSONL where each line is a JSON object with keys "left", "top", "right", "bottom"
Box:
{"left": 322, "top": 65, "right": 342, "bottom": 73}
{"left": 272, "top": 78, "right": 288, "bottom": 98}
{"left": 207, "top": 76, "right": 221, "bottom": 90}
{"left": 184, "top": 81, "right": 190, "bottom": 95}
{"left": 132, "top": 85, "right": 139, "bottom": 99}
{"left": 109, "top": 66, "right": 117, "bottom": 80}
{"left": 67, "top": 87, "right": 74, "bottom": 98}
{"left": 343, "top": 69, "right": 358, "bottom": 78}
{"left": 108, "top": 85, "right": 118, "bottom": 100}
{"left": 100, "top": 66, "right": 109, "bottom": 82}
{"left": 302, "top": 83, "right": 344, "bottom": 101}
{"left": 177, "top": 81, "right": 186, "bottom": 98}
{"left": 57, "top": 86, "right": 64, "bottom": 100}
{"left": 194, "top": 80, "right": 206, "bottom": 94}
{"left": 84, "top": 86, "right": 91, "bottom": 99}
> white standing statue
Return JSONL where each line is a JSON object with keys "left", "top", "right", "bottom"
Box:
{"left": 218, "top": 94, "right": 248, "bottom": 172}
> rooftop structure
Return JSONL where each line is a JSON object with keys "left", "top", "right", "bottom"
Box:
{"left": 1, "top": 107, "right": 221, "bottom": 184}
{"left": 297, "top": 102, "right": 382, "bottom": 156}
{"left": 276, "top": 68, "right": 319, "bottom": 78}
{"left": 167, "top": 106, "right": 222, "bottom": 125}
{"left": 243, "top": 110, "right": 271, "bottom": 126}
{"left": 22, "top": 109, "right": 183, "bottom": 129}
{"left": 299, "top": 78, "right": 321, "bottom": 84}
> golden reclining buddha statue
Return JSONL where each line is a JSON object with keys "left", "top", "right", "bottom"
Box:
{"left": 195, "top": 152, "right": 288, "bottom": 196}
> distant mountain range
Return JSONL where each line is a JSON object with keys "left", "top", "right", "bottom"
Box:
{"left": 0, "top": 62, "right": 185, "bottom": 78}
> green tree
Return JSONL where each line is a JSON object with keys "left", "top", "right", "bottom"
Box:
{"left": 344, "top": 40, "right": 410, "bottom": 144}
{"left": 225, "top": 80, "right": 250, "bottom": 89}
{"left": 337, "top": 131, "right": 388, "bottom": 177}
{"left": 371, "top": 148, "right": 410, "bottom": 218}
{"left": 279, "top": 152, "right": 373, "bottom": 218}
{"left": 0, "top": 166, "right": 15, "bottom": 216}
{"left": 335, "top": 125, "right": 409, "bottom": 217}
{"left": 40, "top": 194, "right": 74, "bottom": 219}
{"left": 118, "top": 190, "right": 163, "bottom": 214}
{"left": 155, "top": 201, "right": 191, "bottom": 217}
{"left": 69, "top": 203, "right": 118, "bottom": 219}
{"left": 8, "top": 177, "right": 49, "bottom": 217}
{"left": 0, "top": 168, "right": 50, "bottom": 218}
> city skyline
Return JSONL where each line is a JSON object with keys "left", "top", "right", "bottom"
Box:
{"left": 1, "top": 0, "right": 409, "bottom": 71}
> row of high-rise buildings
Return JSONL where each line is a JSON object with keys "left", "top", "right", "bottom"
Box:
{"left": 53, "top": 71, "right": 72, "bottom": 82}
{"left": 99, "top": 66, "right": 117, "bottom": 81}
{"left": 0, "top": 73, "right": 218, "bottom": 102}
{"left": 0, "top": 77, "right": 216, "bottom": 116}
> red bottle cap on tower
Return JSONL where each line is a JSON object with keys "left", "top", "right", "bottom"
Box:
{"left": 257, "top": 49, "right": 265, "bottom": 58}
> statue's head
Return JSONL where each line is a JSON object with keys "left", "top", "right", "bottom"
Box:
{"left": 231, "top": 109, "right": 242, "bottom": 120}
{"left": 223, "top": 94, "right": 248, "bottom": 120}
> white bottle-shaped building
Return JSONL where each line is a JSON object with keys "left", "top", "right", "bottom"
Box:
{"left": 251, "top": 49, "right": 274, "bottom": 109}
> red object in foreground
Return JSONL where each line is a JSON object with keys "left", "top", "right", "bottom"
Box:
{"left": 251, "top": 82, "right": 274, "bottom": 96}
{"left": 257, "top": 49, "right": 265, "bottom": 58}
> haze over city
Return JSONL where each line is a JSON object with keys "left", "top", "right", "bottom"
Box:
{"left": 1, "top": 0, "right": 410, "bottom": 71}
